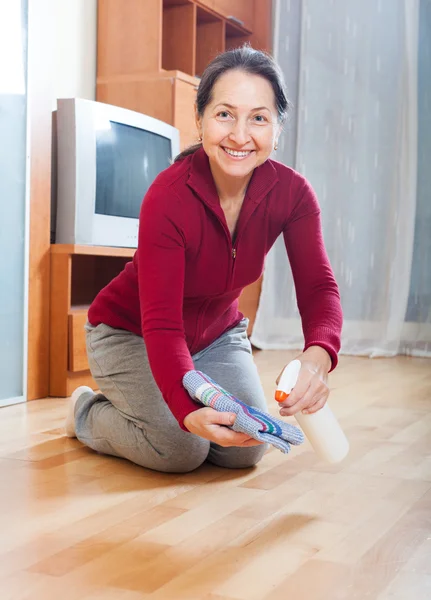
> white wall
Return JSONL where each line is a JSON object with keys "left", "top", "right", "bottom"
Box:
{"left": 52, "top": 0, "right": 97, "bottom": 108}
{"left": 28, "top": 0, "right": 98, "bottom": 242}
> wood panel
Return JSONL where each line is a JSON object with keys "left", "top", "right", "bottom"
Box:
{"left": 97, "top": 0, "right": 163, "bottom": 77}
{"left": 51, "top": 244, "right": 135, "bottom": 257}
{"left": 97, "top": 77, "right": 174, "bottom": 125}
{"left": 225, "top": 30, "right": 249, "bottom": 52}
{"left": 0, "top": 354, "right": 430, "bottom": 599}
{"left": 196, "top": 0, "right": 214, "bottom": 9}
{"left": 68, "top": 312, "right": 88, "bottom": 372}
{"left": 27, "top": 1, "right": 55, "bottom": 400}
{"left": 196, "top": 12, "right": 225, "bottom": 76}
{"left": 250, "top": 0, "right": 272, "bottom": 52}
{"left": 49, "top": 253, "right": 72, "bottom": 397}
{"left": 173, "top": 78, "right": 199, "bottom": 150}
{"left": 212, "top": 0, "right": 254, "bottom": 31}
{"left": 163, "top": 2, "right": 197, "bottom": 75}
{"left": 49, "top": 247, "right": 132, "bottom": 396}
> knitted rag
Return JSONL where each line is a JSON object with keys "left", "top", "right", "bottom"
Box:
{"left": 182, "top": 370, "right": 304, "bottom": 454}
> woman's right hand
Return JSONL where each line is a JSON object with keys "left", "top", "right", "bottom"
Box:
{"left": 183, "top": 407, "right": 264, "bottom": 447}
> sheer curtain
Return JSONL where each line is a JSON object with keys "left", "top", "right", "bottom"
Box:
{"left": 251, "top": 0, "right": 431, "bottom": 358}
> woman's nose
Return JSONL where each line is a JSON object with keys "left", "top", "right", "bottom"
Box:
{"left": 229, "top": 120, "right": 252, "bottom": 146}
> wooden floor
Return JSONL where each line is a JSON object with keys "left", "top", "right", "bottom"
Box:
{"left": 1, "top": 352, "right": 430, "bottom": 600}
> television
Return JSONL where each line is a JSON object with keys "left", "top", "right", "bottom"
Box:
{"left": 54, "top": 98, "right": 180, "bottom": 247}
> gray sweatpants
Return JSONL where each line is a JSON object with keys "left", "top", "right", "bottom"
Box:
{"left": 75, "top": 318, "right": 269, "bottom": 473}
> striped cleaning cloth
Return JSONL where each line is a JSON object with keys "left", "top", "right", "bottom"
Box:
{"left": 183, "top": 370, "right": 304, "bottom": 454}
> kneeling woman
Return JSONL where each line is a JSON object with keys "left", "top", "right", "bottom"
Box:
{"left": 65, "top": 46, "right": 343, "bottom": 473}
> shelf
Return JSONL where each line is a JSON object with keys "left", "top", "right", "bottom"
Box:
{"left": 164, "top": 0, "right": 191, "bottom": 5}
{"left": 51, "top": 244, "right": 136, "bottom": 257}
{"left": 70, "top": 254, "right": 131, "bottom": 307}
{"left": 98, "top": 0, "right": 261, "bottom": 83}
{"left": 69, "top": 305, "right": 91, "bottom": 314}
{"left": 162, "top": 0, "right": 252, "bottom": 78}
{"left": 162, "top": 0, "right": 196, "bottom": 76}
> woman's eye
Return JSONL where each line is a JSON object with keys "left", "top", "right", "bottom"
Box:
{"left": 217, "top": 111, "right": 231, "bottom": 119}
{"left": 253, "top": 115, "right": 268, "bottom": 123}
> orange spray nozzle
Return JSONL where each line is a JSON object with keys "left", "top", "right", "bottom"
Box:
{"left": 275, "top": 390, "right": 289, "bottom": 403}
{"left": 275, "top": 360, "right": 301, "bottom": 404}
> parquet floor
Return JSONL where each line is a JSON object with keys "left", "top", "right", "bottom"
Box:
{"left": 0, "top": 351, "right": 430, "bottom": 599}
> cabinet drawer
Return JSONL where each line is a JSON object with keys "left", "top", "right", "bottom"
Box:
{"left": 68, "top": 312, "right": 89, "bottom": 372}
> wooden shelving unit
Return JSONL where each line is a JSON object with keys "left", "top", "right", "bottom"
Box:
{"left": 49, "top": 245, "right": 135, "bottom": 397}
{"left": 47, "top": 1, "right": 272, "bottom": 400}
{"left": 97, "top": 0, "right": 271, "bottom": 148}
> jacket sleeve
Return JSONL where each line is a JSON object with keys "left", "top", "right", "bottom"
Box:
{"left": 137, "top": 184, "right": 200, "bottom": 429}
{"left": 283, "top": 178, "right": 343, "bottom": 370}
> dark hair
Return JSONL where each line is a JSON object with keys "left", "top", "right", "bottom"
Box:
{"left": 174, "top": 44, "right": 291, "bottom": 162}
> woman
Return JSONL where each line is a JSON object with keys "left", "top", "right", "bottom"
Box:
{"left": 65, "top": 46, "right": 343, "bottom": 473}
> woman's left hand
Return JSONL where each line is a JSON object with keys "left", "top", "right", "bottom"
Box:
{"left": 276, "top": 346, "right": 332, "bottom": 417}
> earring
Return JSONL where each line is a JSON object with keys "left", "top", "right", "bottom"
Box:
{"left": 198, "top": 135, "right": 202, "bottom": 142}
{"left": 274, "top": 142, "right": 278, "bottom": 151}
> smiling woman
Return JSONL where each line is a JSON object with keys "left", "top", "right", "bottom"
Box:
{"left": 65, "top": 46, "right": 343, "bottom": 475}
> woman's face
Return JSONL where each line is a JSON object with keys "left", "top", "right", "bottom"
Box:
{"left": 196, "top": 70, "right": 282, "bottom": 185}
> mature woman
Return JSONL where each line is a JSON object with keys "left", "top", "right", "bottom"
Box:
{"left": 65, "top": 46, "right": 343, "bottom": 473}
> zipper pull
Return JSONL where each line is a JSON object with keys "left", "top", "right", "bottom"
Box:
{"left": 232, "top": 248, "right": 237, "bottom": 259}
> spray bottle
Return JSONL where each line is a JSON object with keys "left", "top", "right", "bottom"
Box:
{"left": 275, "top": 359, "right": 349, "bottom": 464}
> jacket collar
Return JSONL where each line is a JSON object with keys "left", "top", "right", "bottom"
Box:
{"left": 186, "top": 147, "right": 279, "bottom": 209}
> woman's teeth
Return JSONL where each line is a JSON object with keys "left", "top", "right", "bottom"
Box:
{"left": 223, "top": 148, "right": 253, "bottom": 158}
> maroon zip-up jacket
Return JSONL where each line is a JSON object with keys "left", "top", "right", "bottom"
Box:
{"left": 88, "top": 148, "right": 343, "bottom": 429}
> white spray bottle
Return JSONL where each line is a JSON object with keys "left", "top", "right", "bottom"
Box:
{"left": 275, "top": 359, "right": 349, "bottom": 464}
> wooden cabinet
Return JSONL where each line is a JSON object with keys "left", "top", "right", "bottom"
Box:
{"left": 97, "top": 1, "right": 272, "bottom": 146}
{"left": 97, "top": 0, "right": 255, "bottom": 82}
{"left": 98, "top": 0, "right": 250, "bottom": 82}
{"left": 96, "top": 0, "right": 270, "bottom": 149}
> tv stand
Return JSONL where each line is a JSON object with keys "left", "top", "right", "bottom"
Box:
{"left": 49, "top": 244, "right": 135, "bottom": 397}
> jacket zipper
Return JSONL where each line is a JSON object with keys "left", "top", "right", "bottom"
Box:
{"left": 229, "top": 244, "right": 238, "bottom": 290}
